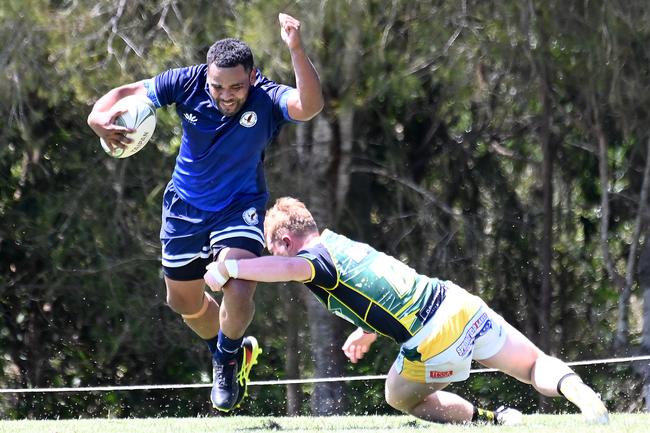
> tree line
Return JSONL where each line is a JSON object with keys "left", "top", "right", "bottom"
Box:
{"left": 1, "top": 0, "right": 649, "bottom": 418}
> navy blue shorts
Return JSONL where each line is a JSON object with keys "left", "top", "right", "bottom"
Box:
{"left": 160, "top": 181, "right": 267, "bottom": 281}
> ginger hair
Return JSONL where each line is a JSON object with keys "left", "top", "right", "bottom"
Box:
{"left": 264, "top": 197, "right": 319, "bottom": 243}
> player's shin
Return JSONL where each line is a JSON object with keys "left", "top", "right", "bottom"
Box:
{"left": 181, "top": 293, "right": 220, "bottom": 339}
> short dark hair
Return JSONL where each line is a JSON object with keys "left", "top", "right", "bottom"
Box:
{"left": 206, "top": 38, "right": 254, "bottom": 72}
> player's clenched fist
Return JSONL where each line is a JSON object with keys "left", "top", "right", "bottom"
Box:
{"left": 342, "top": 327, "right": 377, "bottom": 363}
{"left": 278, "top": 13, "right": 303, "bottom": 50}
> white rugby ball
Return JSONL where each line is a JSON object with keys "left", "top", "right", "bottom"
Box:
{"left": 100, "top": 94, "right": 156, "bottom": 158}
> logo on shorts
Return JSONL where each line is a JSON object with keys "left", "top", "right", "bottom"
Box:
{"left": 242, "top": 207, "right": 259, "bottom": 225}
{"left": 429, "top": 370, "right": 453, "bottom": 379}
{"left": 456, "top": 312, "right": 492, "bottom": 358}
{"left": 239, "top": 111, "right": 257, "bottom": 127}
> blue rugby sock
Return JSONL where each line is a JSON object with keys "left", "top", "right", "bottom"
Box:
{"left": 204, "top": 335, "right": 219, "bottom": 355}
{"left": 215, "top": 330, "right": 242, "bottom": 362}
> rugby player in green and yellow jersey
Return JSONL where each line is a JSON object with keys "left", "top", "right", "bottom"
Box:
{"left": 204, "top": 197, "right": 609, "bottom": 425}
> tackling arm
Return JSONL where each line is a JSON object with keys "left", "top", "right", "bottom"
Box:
{"left": 204, "top": 256, "right": 313, "bottom": 291}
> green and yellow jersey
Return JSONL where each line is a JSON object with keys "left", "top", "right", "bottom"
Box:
{"left": 297, "top": 229, "right": 446, "bottom": 343}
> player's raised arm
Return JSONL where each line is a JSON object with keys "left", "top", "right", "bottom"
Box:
{"left": 278, "top": 13, "right": 324, "bottom": 121}
{"left": 204, "top": 256, "right": 312, "bottom": 291}
{"left": 87, "top": 82, "right": 146, "bottom": 151}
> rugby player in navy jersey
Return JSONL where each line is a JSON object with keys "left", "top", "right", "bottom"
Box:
{"left": 204, "top": 197, "right": 610, "bottom": 425}
{"left": 87, "top": 14, "right": 323, "bottom": 411}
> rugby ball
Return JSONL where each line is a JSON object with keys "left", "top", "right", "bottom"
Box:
{"left": 100, "top": 94, "right": 156, "bottom": 158}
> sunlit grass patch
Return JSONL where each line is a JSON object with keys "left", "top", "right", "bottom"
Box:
{"left": 0, "top": 414, "right": 648, "bottom": 433}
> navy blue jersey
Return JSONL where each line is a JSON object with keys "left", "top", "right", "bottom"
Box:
{"left": 298, "top": 230, "right": 446, "bottom": 343}
{"left": 144, "top": 65, "right": 295, "bottom": 211}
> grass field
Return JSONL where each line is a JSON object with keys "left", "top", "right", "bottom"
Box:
{"left": 0, "top": 414, "right": 648, "bottom": 433}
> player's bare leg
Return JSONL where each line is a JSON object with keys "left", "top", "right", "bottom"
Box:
{"left": 478, "top": 321, "right": 609, "bottom": 424}
{"left": 165, "top": 277, "right": 220, "bottom": 339}
{"left": 210, "top": 247, "right": 260, "bottom": 411}
{"left": 385, "top": 371, "right": 472, "bottom": 423}
{"left": 384, "top": 350, "right": 524, "bottom": 425}
{"left": 216, "top": 247, "right": 257, "bottom": 338}
{"left": 384, "top": 367, "right": 522, "bottom": 424}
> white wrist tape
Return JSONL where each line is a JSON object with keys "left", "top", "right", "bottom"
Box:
{"left": 207, "top": 262, "right": 228, "bottom": 286}
{"left": 224, "top": 259, "right": 239, "bottom": 279}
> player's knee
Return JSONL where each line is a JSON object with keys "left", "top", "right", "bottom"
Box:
{"left": 384, "top": 383, "right": 411, "bottom": 413}
{"left": 222, "top": 278, "right": 256, "bottom": 302}
{"left": 384, "top": 385, "right": 399, "bottom": 410}
{"left": 385, "top": 395, "right": 411, "bottom": 413}
{"left": 531, "top": 353, "right": 573, "bottom": 394}
{"left": 164, "top": 278, "right": 208, "bottom": 315}
{"left": 165, "top": 291, "right": 186, "bottom": 313}
{"left": 166, "top": 290, "right": 206, "bottom": 316}
{"left": 166, "top": 293, "right": 182, "bottom": 313}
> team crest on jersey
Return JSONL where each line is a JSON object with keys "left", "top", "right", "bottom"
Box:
{"left": 239, "top": 111, "right": 257, "bottom": 127}
{"left": 242, "top": 207, "right": 259, "bottom": 225}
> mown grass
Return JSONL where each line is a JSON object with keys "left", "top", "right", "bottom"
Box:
{"left": 0, "top": 413, "right": 648, "bottom": 433}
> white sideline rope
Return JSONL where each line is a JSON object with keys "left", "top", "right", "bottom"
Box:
{"left": 1, "top": 354, "right": 648, "bottom": 394}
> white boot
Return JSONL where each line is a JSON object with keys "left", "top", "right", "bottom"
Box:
{"left": 494, "top": 406, "right": 523, "bottom": 425}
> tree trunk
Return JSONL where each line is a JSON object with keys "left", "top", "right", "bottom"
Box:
{"left": 301, "top": 291, "right": 346, "bottom": 415}
{"left": 528, "top": 3, "right": 555, "bottom": 412}
{"left": 292, "top": 2, "right": 362, "bottom": 415}
{"left": 593, "top": 119, "right": 628, "bottom": 349}
{"left": 302, "top": 115, "right": 347, "bottom": 414}
{"left": 637, "top": 238, "right": 650, "bottom": 412}
{"left": 285, "top": 283, "right": 303, "bottom": 415}
{"left": 294, "top": 111, "right": 349, "bottom": 415}
{"left": 631, "top": 137, "right": 650, "bottom": 412}
{"left": 538, "top": 66, "right": 553, "bottom": 355}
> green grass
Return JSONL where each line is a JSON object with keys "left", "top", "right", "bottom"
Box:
{"left": 0, "top": 414, "right": 648, "bottom": 433}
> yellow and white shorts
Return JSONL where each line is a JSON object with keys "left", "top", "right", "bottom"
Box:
{"left": 393, "top": 281, "right": 507, "bottom": 383}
